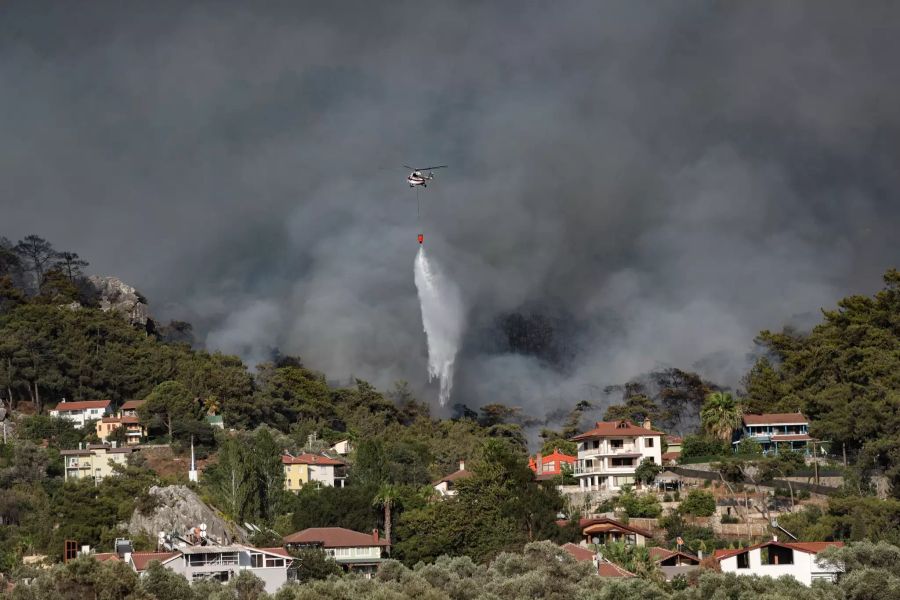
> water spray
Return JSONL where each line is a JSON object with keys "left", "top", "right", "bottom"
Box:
{"left": 414, "top": 246, "right": 464, "bottom": 406}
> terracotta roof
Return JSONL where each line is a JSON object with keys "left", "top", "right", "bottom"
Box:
{"left": 770, "top": 434, "right": 815, "bottom": 442}
{"left": 256, "top": 547, "right": 291, "bottom": 557}
{"left": 661, "top": 452, "right": 681, "bottom": 461}
{"left": 714, "top": 540, "right": 843, "bottom": 561}
{"left": 561, "top": 543, "right": 595, "bottom": 562}
{"left": 130, "top": 552, "right": 180, "bottom": 571}
{"left": 666, "top": 435, "right": 683, "bottom": 444}
{"left": 284, "top": 527, "right": 390, "bottom": 548}
{"left": 648, "top": 547, "right": 699, "bottom": 563}
{"left": 92, "top": 553, "right": 121, "bottom": 562}
{"left": 539, "top": 450, "right": 576, "bottom": 462}
{"left": 597, "top": 559, "right": 635, "bottom": 578}
{"left": 434, "top": 469, "right": 473, "bottom": 485}
{"left": 281, "top": 453, "right": 345, "bottom": 466}
{"left": 787, "top": 541, "right": 844, "bottom": 554}
{"left": 120, "top": 400, "right": 145, "bottom": 410}
{"left": 579, "top": 517, "right": 654, "bottom": 539}
{"left": 742, "top": 413, "right": 808, "bottom": 425}
{"left": 100, "top": 416, "right": 141, "bottom": 424}
{"left": 52, "top": 400, "right": 111, "bottom": 412}
{"left": 572, "top": 420, "right": 665, "bottom": 440}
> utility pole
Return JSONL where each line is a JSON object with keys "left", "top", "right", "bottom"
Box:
{"left": 843, "top": 443, "right": 847, "bottom": 468}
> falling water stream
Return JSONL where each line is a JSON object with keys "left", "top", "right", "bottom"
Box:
{"left": 414, "top": 246, "right": 464, "bottom": 406}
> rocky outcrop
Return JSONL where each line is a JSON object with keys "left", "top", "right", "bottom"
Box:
{"left": 89, "top": 275, "right": 151, "bottom": 326}
{"left": 128, "top": 485, "right": 247, "bottom": 544}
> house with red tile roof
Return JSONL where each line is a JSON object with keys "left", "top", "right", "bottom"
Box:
{"left": 284, "top": 527, "right": 389, "bottom": 578}
{"left": 572, "top": 419, "right": 665, "bottom": 492}
{"left": 96, "top": 415, "right": 146, "bottom": 445}
{"left": 119, "top": 399, "right": 145, "bottom": 417}
{"left": 433, "top": 460, "right": 472, "bottom": 497}
{"left": 715, "top": 538, "right": 843, "bottom": 585}
{"left": 736, "top": 413, "right": 818, "bottom": 456}
{"left": 578, "top": 517, "right": 654, "bottom": 547}
{"left": 49, "top": 400, "right": 111, "bottom": 428}
{"left": 559, "top": 543, "right": 635, "bottom": 578}
{"left": 282, "top": 453, "right": 347, "bottom": 490}
{"left": 648, "top": 547, "right": 701, "bottom": 580}
{"left": 529, "top": 448, "right": 576, "bottom": 479}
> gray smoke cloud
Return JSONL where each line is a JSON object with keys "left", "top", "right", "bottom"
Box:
{"left": 2, "top": 2, "right": 899, "bottom": 416}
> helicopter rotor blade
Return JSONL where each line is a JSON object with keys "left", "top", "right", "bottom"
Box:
{"left": 419, "top": 165, "right": 447, "bottom": 171}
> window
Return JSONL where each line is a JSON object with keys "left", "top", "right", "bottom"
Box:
{"left": 592, "top": 440, "right": 600, "bottom": 449}
{"left": 610, "top": 439, "right": 624, "bottom": 449}
{"left": 611, "top": 457, "right": 634, "bottom": 467}
{"left": 737, "top": 552, "right": 749, "bottom": 569}
{"left": 645, "top": 438, "right": 654, "bottom": 448}
{"left": 250, "top": 554, "right": 263, "bottom": 568}
{"left": 265, "top": 557, "right": 285, "bottom": 567}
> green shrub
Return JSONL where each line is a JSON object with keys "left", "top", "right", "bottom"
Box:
{"left": 679, "top": 490, "right": 717, "bottom": 517}
{"left": 720, "top": 514, "right": 740, "bottom": 524}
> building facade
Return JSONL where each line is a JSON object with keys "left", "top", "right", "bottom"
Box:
{"left": 529, "top": 449, "right": 576, "bottom": 478}
{"left": 735, "top": 413, "right": 817, "bottom": 456}
{"left": 284, "top": 527, "right": 388, "bottom": 578}
{"left": 129, "top": 545, "right": 292, "bottom": 594}
{"left": 96, "top": 416, "right": 146, "bottom": 445}
{"left": 282, "top": 453, "right": 347, "bottom": 491}
{"left": 572, "top": 420, "right": 664, "bottom": 491}
{"left": 49, "top": 400, "right": 112, "bottom": 428}
{"left": 716, "top": 540, "right": 843, "bottom": 585}
{"left": 59, "top": 443, "right": 137, "bottom": 482}
{"left": 433, "top": 460, "right": 472, "bottom": 497}
{"left": 119, "top": 399, "right": 145, "bottom": 418}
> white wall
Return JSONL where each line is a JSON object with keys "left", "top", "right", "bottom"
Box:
{"left": 719, "top": 547, "right": 834, "bottom": 586}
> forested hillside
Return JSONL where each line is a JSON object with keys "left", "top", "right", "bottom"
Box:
{"left": 3, "top": 233, "right": 900, "bottom": 597}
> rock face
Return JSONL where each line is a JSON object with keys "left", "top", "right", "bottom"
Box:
{"left": 89, "top": 275, "right": 152, "bottom": 326}
{"left": 128, "top": 485, "right": 247, "bottom": 544}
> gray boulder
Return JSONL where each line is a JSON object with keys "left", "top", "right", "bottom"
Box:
{"left": 89, "top": 275, "right": 151, "bottom": 326}
{"left": 128, "top": 485, "right": 247, "bottom": 544}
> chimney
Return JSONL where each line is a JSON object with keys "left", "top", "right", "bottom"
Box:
{"left": 642, "top": 418, "right": 652, "bottom": 430}
{"left": 459, "top": 460, "right": 466, "bottom": 471}
{"left": 372, "top": 529, "right": 379, "bottom": 542}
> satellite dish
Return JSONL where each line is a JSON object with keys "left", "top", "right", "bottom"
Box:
{"left": 591, "top": 536, "right": 600, "bottom": 544}
{"left": 200, "top": 523, "right": 207, "bottom": 531}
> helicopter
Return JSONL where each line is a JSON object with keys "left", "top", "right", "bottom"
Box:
{"left": 405, "top": 164, "right": 447, "bottom": 187}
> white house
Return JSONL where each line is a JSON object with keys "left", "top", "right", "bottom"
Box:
{"left": 284, "top": 527, "right": 389, "bottom": 578}
{"left": 50, "top": 399, "right": 112, "bottom": 428}
{"left": 129, "top": 545, "right": 292, "bottom": 594}
{"left": 715, "top": 539, "right": 843, "bottom": 586}
{"left": 572, "top": 419, "right": 664, "bottom": 492}
{"left": 330, "top": 439, "right": 352, "bottom": 456}
{"left": 433, "top": 460, "right": 472, "bottom": 497}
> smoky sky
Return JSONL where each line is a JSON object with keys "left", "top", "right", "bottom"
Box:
{"left": 2, "top": 1, "right": 900, "bottom": 416}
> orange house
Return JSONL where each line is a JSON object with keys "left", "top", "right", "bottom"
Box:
{"left": 528, "top": 448, "right": 576, "bottom": 478}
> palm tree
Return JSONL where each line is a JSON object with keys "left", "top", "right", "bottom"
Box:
{"left": 700, "top": 391, "right": 742, "bottom": 443}
{"left": 372, "top": 484, "right": 401, "bottom": 554}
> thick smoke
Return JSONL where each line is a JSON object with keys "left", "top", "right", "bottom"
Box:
{"left": 2, "top": 2, "right": 900, "bottom": 415}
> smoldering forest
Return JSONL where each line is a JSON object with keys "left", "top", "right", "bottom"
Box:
{"left": 3, "top": 2, "right": 900, "bottom": 418}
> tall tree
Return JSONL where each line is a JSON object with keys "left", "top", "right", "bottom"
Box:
{"left": 140, "top": 381, "right": 199, "bottom": 440}
{"left": 700, "top": 391, "right": 742, "bottom": 443}
{"left": 372, "top": 483, "right": 401, "bottom": 554}
{"left": 14, "top": 235, "right": 56, "bottom": 292}
{"left": 53, "top": 251, "right": 89, "bottom": 282}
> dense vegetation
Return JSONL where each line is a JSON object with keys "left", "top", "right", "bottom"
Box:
{"left": 5, "top": 541, "right": 900, "bottom": 600}
{"left": 3, "top": 234, "right": 900, "bottom": 595}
